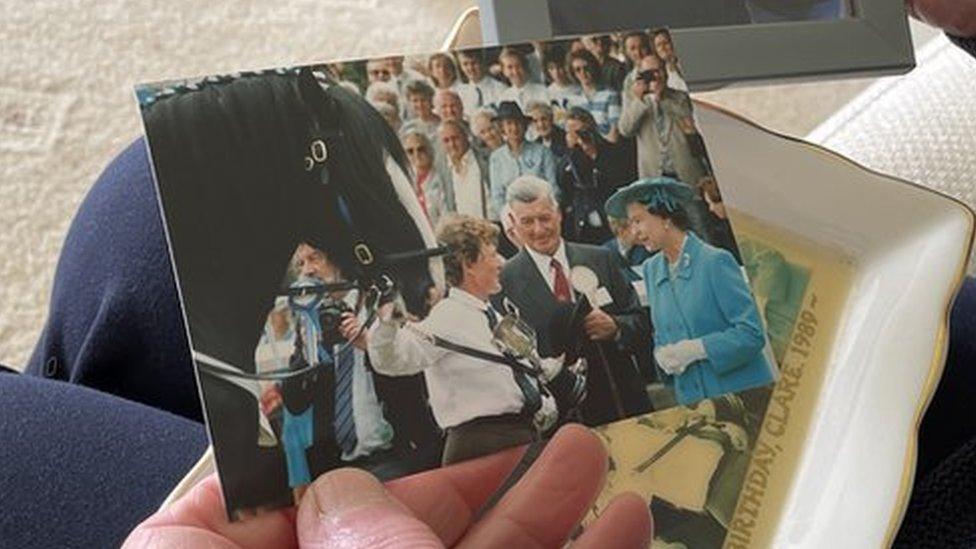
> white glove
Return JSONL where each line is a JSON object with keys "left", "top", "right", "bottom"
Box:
{"left": 654, "top": 345, "right": 679, "bottom": 375}
{"left": 539, "top": 355, "right": 566, "bottom": 382}
{"left": 654, "top": 339, "right": 707, "bottom": 376}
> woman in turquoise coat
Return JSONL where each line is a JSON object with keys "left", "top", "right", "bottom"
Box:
{"left": 605, "top": 177, "right": 776, "bottom": 405}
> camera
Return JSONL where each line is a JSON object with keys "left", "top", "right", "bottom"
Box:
{"left": 318, "top": 296, "right": 353, "bottom": 347}
{"left": 637, "top": 69, "right": 660, "bottom": 84}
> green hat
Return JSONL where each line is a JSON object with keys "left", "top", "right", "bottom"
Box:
{"left": 604, "top": 176, "right": 695, "bottom": 218}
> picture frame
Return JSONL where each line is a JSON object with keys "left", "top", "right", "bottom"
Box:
{"left": 478, "top": 0, "right": 915, "bottom": 89}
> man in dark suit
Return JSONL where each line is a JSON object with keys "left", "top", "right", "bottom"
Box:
{"left": 497, "top": 175, "right": 652, "bottom": 426}
{"left": 602, "top": 216, "right": 653, "bottom": 284}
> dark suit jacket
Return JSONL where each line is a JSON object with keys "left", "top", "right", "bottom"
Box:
{"left": 601, "top": 238, "right": 653, "bottom": 283}
{"left": 498, "top": 241, "right": 652, "bottom": 426}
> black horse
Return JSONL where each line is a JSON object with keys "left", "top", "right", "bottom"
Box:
{"left": 143, "top": 68, "right": 441, "bottom": 514}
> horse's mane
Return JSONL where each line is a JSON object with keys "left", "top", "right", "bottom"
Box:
{"left": 143, "top": 69, "right": 436, "bottom": 367}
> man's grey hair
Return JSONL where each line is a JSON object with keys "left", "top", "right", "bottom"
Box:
{"left": 438, "top": 119, "right": 468, "bottom": 138}
{"left": 525, "top": 101, "right": 552, "bottom": 118}
{"left": 366, "top": 81, "right": 400, "bottom": 105}
{"left": 399, "top": 126, "right": 433, "bottom": 151}
{"left": 505, "top": 175, "right": 557, "bottom": 208}
{"left": 434, "top": 88, "right": 462, "bottom": 104}
{"left": 470, "top": 107, "right": 496, "bottom": 126}
{"left": 370, "top": 100, "right": 398, "bottom": 120}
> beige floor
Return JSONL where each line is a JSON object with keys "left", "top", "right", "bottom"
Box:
{"left": 0, "top": 1, "right": 936, "bottom": 369}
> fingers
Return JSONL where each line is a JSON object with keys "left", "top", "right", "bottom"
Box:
{"left": 906, "top": 0, "right": 976, "bottom": 36}
{"left": 123, "top": 474, "right": 296, "bottom": 549}
{"left": 296, "top": 468, "right": 442, "bottom": 548}
{"left": 339, "top": 315, "right": 359, "bottom": 335}
{"left": 386, "top": 444, "right": 528, "bottom": 546}
{"left": 459, "top": 424, "right": 608, "bottom": 548}
{"left": 573, "top": 493, "right": 651, "bottom": 549}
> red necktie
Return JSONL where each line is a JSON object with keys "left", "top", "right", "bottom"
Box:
{"left": 550, "top": 258, "right": 571, "bottom": 303}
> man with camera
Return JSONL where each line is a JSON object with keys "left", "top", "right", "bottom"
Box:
{"left": 618, "top": 53, "right": 707, "bottom": 187}
{"left": 619, "top": 53, "right": 721, "bottom": 244}
{"left": 273, "top": 243, "right": 423, "bottom": 489}
{"left": 558, "top": 107, "right": 637, "bottom": 245}
{"left": 368, "top": 215, "right": 569, "bottom": 465}
{"left": 499, "top": 176, "right": 652, "bottom": 427}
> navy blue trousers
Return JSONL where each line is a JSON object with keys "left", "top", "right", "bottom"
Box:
{"left": 3, "top": 136, "right": 975, "bottom": 547}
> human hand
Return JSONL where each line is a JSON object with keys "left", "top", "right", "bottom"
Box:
{"left": 653, "top": 340, "right": 704, "bottom": 376}
{"left": 906, "top": 0, "right": 976, "bottom": 37}
{"left": 631, "top": 78, "right": 648, "bottom": 100}
{"left": 338, "top": 312, "right": 368, "bottom": 351}
{"left": 653, "top": 344, "right": 682, "bottom": 376}
{"left": 123, "top": 425, "right": 651, "bottom": 548}
{"left": 259, "top": 385, "right": 282, "bottom": 416}
{"left": 584, "top": 309, "right": 619, "bottom": 341}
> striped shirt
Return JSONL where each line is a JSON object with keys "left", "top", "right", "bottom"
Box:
{"left": 566, "top": 87, "right": 622, "bottom": 138}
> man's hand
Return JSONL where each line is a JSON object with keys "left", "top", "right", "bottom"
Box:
{"left": 123, "top": 425, "right": 652, "bottom": 548}
{"left": 584, "top": 309, "right": 619, "bottom": 341}
{"left": 907, "top": 0, "right": 976, "bottom": 37}
{"left": 631, "top": 78, "right": 648, "bottom": 100}
{"left": 259, "top": 385, "right": 282, "bottom": 416}
{"left": 338, "top": 312, "right": 368, "bottom": 351}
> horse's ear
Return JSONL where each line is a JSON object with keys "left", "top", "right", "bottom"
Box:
{"left": 297, "top": 67, "right": 337, "bottom": 125}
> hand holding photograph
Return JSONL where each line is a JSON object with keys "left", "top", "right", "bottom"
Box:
{"left": 139, "top": 26, "right": 779, "bottom": 544}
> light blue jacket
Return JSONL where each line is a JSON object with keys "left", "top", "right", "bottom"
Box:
{"left": 643, "top": 232, "right": 776, "bottom": 405}
{"left": 488, "top": 140, "right": 558, "bottom": 219}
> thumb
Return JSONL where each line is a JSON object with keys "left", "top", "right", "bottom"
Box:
{"left": 296, "top": 468, "right": 442, "bottom": 548}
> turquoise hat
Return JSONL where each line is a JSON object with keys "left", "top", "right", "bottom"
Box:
{"left": 604, "top": 176, "right": 695, "bottom": 218}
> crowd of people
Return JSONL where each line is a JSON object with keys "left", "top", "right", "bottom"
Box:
{"left": 310, "top": 28, "right": 733, "bottom": 252}
{"left": 247, "top": 29, "right": 775, "bottom": 502}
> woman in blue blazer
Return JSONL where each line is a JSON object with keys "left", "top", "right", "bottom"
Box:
{"left": 605, "top": 177, "right": 776, "bottom": 405}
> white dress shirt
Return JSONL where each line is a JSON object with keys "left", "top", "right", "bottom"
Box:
{"left": 525, "top": 240, "right": 573, "bottom": 300}
{"left": 332, "top": 339, "right": 394, "bottom": 461}
{"left": 328, "top": 291, "right": 394, "bottom": 461}
{"left": 368, "top": 288, "right": 534, "bottom": 429}
{"left": 499, "top": 82, "right": 551, "bottom": 112}
{"left": 457, "top": 77, "right": 507, "bottom": 113}
{"left": 450, "top": 149, "right": 487, "bottom": 218}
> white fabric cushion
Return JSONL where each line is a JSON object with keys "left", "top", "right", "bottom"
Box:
{"left": 808, "top": 35, "right": 976, "bottom": 273}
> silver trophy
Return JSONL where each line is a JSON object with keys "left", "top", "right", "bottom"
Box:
{"left": 490, "top": 313, "right": 544, "bottom": 373}
{"left": 491, "top": 299, "right": 588, "bottom": 414}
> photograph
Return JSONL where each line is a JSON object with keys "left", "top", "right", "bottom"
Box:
{"left": 137, "top": 26, "right": 779, "bottom": 520}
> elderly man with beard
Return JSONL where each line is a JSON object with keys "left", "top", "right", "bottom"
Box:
{"left": 275, "top": 243, "right": 403, "bottom": 501}
{"left": 499, "top": 176, "right": 652, "bottom": 426}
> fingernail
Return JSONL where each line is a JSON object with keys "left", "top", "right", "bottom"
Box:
{"left": 309, "top": 468, "right": 388, "bottom": 521}
{"left": 299, "top": 469, "right": 441, "bottom": 548}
